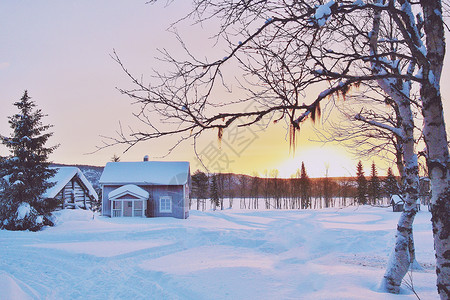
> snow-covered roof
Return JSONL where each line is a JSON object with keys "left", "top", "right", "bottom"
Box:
{"left": 108, "top": 184, "right": 150, "bottom": 200}
{"left": 99, "top": 161, "right": 190, "bottom": 186}
{"left": 390, "top": 194, "right": 403, "bottom": 204}
{"left": 43, "top": 167, "right": 99, "bottom": 200}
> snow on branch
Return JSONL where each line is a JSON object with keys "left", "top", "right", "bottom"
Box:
{"left": 310, "top": 0, "right": 336, "bottom": 27}
{"left": 354, "top": 112, "right": 404, "bottom": 139}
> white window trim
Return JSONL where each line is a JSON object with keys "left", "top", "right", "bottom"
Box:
{"left": 111, "top": 199, "right": 145, "bottom": 217}
{"left": 159, "top": 196, "right": 172, "bottom": 213}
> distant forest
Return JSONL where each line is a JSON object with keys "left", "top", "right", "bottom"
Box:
{"left": 53, "top": 163, "right": 430, "bottom": 211}
{"left": 191, "top": 171, "right": 392, "bottom": 211}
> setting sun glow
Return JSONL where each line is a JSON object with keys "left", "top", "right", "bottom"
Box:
{"left": 275, "top": 146, "right": 355, "bottom": 178}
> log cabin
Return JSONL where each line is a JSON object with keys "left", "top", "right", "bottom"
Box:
{"left": 43, "top": 167, "right": 98, "bottom": 210}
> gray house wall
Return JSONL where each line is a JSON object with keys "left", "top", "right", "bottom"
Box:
{"left": 102, "top": 184, "right": 189, "bottom": 219}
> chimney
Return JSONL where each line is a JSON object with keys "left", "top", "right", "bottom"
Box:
{"left": 143, "top": 155, "right": 149, "bottom": 162}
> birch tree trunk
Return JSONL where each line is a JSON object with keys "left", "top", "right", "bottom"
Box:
{"left": 369, "top": 0, "right": 420, "bottom": 293}
{"left": 378, "top": 92, "right": 419, "bottom": 294}
{"left": 421, "top": 2, "right": 449, "bottom": 298}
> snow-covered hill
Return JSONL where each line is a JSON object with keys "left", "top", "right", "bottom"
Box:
{"left": 0, "top": 206, "right": 438, "bottom": 299}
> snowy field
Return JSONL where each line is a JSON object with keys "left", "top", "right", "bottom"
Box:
{"left": 0, "top": 206, "right": 438, "bottom": 299}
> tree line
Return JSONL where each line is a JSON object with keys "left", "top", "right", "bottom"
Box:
{"left": 191, "top": 161, "right": 418, "bottom": 211}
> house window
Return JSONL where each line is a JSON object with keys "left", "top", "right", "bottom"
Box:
{"left": 134, "top": 200, "right": 143, "bottom": 217}
{"left": 159, "top": 196, "right": 172, "bottom": 213}
{"left": 127, "top": 201, "right": 132, "bottom": 208}
{"left": 112, "top": 201, "right": 122, "bottom": 217}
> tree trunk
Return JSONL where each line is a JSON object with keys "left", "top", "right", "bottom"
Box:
{"left": 421, "top": 1, "right": 449, "bottom": 298}
{"left": 369, "top": 1, "right": 420, "bottom": 293}
{"left": 422, "top": 64, "right": 450, "bottom": 300}
{"left": 379, "top": 97, "right": 419, "bottom": 293}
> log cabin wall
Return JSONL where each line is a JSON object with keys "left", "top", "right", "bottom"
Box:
{"left": 56, "top": 177, "right": 92, "bottom": 209}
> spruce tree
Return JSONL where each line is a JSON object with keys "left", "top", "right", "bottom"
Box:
{"left": 192, "top": 170, "right": 209, "bottom": 210}
{"left": 0, "top": 91, "right": 58, "bottom": 231}
{"left": 299, "top": 162, "right": 311, "bottom": 209}
{"left": 355, "top": 161, "right": 367, "bottom": 205}
{"left": 384, "top": 167, "right": 399, "bottom": 197}
{"left": 368, "top": 162, "right": 381, "bottom": 205}
{"left": 210, "top": 174, "right": 220, "bottom": 210}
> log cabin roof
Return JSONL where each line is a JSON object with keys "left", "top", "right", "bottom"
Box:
{"left": 43, "top": 167, "right": 99, "bottom": 200}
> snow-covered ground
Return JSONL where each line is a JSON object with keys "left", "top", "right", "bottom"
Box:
{"left": 0, "top": 206, "right": 438, "bottom": 299}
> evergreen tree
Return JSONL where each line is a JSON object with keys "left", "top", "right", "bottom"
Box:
{"left": 355, "top": 161, "right": 367, "bottom": 205}
{"left": 299, "top": 162, "right": 311, "bottom": 209}
{"left": 191, "top": 170, "right": 209, "bottom": 211}
{"left": 111, "top": 154, "right": 121, "bottom": 162}
{"left": 368, "top": 162, "right": 381, "bottom": 205}
{"left": 384, "top": 167, "right": 399, "bottom": 197}
{"left": 0, "top": 91, "right": 58, "bottom": 231}
{"left": 209, "top": 174, "right": 220, "bottom": 210}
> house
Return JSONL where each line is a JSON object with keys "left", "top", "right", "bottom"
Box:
{"left": 390, "top": 194, "right": 421, "bottom": 212}
{"left": 43, "top": 167, "right": 99, "bottom": 210}
{"left": 390, "top": 195, "right": 404, "bottom": 212}
{"left": 99, "top": 160, "right": 190, "bottom": 219}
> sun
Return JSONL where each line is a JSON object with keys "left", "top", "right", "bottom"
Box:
{"left": 276, "top": 145, "right": 355, "bottom": 178}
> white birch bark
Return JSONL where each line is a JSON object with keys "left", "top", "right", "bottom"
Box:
{"left": 369, "top": 0, "right": 420, "bottom": 293}
{"left": 377, "top": 87, "right": 419, "bottom": 294}
{"left": 421, "top": 2, "right": 449, "bottom": 298}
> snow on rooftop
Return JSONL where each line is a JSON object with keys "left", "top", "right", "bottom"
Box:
{"left": 108, "top": 184, "right": 150, "bottom": 200}
{"left": 390, "top": 194, "right": 403, "bottom": 203}
{"left": 99, "top": 161, "right": 190, "bottom": 186}
{"left": 43, "top": 167, "right": 98, "bottom": 200}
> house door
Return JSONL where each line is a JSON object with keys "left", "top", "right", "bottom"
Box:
{"left": 123, "top": 201, "right": 133, "bottom": 217}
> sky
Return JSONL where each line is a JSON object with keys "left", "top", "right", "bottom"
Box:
{"left": 1, "top": 1, "right": 449, "bottom": 178}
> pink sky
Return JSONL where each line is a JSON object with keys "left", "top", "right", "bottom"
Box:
{"left": 1, "top": 1, "right": 449, "bottom": 178}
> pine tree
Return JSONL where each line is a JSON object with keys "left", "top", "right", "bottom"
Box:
{"left": 355, "top": 161, "right": 367, "bottom": 205}
{"left": 111, "top": 154, "right": 121, "bottom": 162}
{"left": 299, "top": 162, "right": 311, "bottom": 209}
{"left": 0, "top": 91, "right": 58, "bottom": 231}
{"left": 384, "top": 167, "right": 399, "bottom": 197}
{"left": 192, "top": 170, "right": 209, "bottom": 211}
{"left": 210, "top": 174, "right": 220, "bottom": 210}
{"left": 368, "top": 162, "right": 381, "bottom": 205}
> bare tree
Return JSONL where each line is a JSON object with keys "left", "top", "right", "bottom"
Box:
{"left": 250, "top": 172, "right": 261, "bottom": 209}
{"left": 317, "top": 84, "right": 420, "bottom": 185}
{"left": 323, "top": 164, "right": 332, "bottom": 208}
{"left": 225, "top": 173, "right": 234, "bottom": 208}
{"left": 318, "top": 80, "right": 422, "bottom": 290}
{"left": 239, "top": 174, "right": 248, "bottom": 209}
{"left": 112, "top": 1, "right": 448, "bottom": 297}
{"left": 217, "top": 173, "right": 225, "bottom": 210}
{"left": 263, "top": 170, "right": 271, "bottom": 209}
{"left": 270, "top": 169, "right": 281, "bottom": 209}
